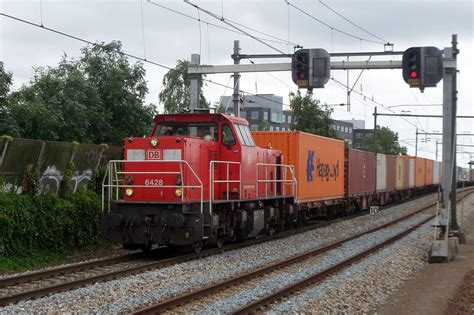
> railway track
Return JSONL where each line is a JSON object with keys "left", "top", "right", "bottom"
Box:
{"left": 131, "top": 189, "right": 473, "bottom": 314}
{"left": 0, "top": 190, "right": 464, "bottom": 308}
{"left": 0, "top": 216, "right": 331, "bottom": 306}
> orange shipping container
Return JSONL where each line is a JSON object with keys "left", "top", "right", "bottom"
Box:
{"left": 252, "top": 131, "right": 345, "bottom": 203}
{"left": 415, "top": 157, "right": 426, "bottom": 187}
{"left": 425, "top": 159, "right": 434, "bottom": 185}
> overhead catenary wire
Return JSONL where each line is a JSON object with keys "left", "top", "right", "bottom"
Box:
{"left": 146, "top": 0, "right": 296, "bottom": 46}
{"left": 184, "top": 0, "right": 286, "bottom": 54}
{"left": 330, "top": 77, "right": 428, "bottom": 132}
{"left": 318, "top": 0, "right": 390, "bottom": 44}
{"left": 220, "top": 15, "right": 296, "bottom": 49}
{"left": 196, "top": 7, "right": 202, "bottom": 58}
{"left": 39, "top": 0, "right": 44, "bottom": 26}
{"left": 285, "top": 0, "right": 385, "bottom": 45}
{"left": 0, "top": 11, "right": 292, "bottom": 111}
{"left": 0, "top": 12, "right": 171, "bottom": 70}
{"left": 139, "top": 0, "right": 147, "bottom": 59}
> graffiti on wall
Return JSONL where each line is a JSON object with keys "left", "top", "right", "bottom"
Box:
{"left": 40, "top": 165, "right": 93, "bottom": 194}
{"left": 0, "top": 165, "right": 93, "bottom": 194}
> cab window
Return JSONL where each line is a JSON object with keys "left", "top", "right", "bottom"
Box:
{"left": 153, "top": 123, "right": 217, "bottom": 141}
{"left": 235, "top": 124, "right": 255, "bottom": 147}
{"left": 222, "top": 124, "right": 236, "bottom": 146}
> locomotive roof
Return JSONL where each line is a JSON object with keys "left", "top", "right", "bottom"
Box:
{"left": 153, "top": 113, "right": 249, "bottom": 125}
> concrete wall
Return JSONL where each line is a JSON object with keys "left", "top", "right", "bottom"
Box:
{"left": 0, "top": 138, "right": 122, "bottom": 194}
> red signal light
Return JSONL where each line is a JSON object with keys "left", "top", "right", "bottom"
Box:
{"left": 298, "top": 72, "right": 305, "bottom": 79}
{"left": 410, "top": 71, "right": 418, "bottom": 78}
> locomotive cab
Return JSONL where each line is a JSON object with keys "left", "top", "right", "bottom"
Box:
{"left": 102, "top": 113, "right": 297, "bottom": 251}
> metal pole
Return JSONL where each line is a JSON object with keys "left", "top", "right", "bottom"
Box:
{"left": 450, "top": 34, "right": 459, "bottom": 231}
{"left": 435, "top": 139, "right": 439, "bottom": 161}
{"left": 346, "top": 56, "right": 350, "bottom": 112}
{"left": 374, "top": 106, "right": 377, "bottom": 191}
{"left": 190, "top": 54, "right": 200, "bottom": 111}
{"left": 415, "top": 128, "right": 418, "bottom": 157}
{"left": 232, "top": 40, "right": 241, "bottom": 116}
{"left": 373, "top": 107, "right": 378, "bottom": 152}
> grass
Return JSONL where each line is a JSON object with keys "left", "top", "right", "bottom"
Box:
{"left": 0, "top": 240, "right": 118, "bottom": 272}
{"left": 0, "top": 249, "right": 68, "bottom": 271}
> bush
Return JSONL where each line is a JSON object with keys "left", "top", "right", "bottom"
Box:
{"left": 0, "top": 190, "right": 102, "bottom": 258}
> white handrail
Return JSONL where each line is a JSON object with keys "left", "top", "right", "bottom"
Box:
{"left": 209, "top": 160, "right": 241, "bottom": 217}
{"left": 102, "top": 160, "right": 203, "bottom": 218}
{"left": 256, "top": 163, "right": 297, "bottom": 199}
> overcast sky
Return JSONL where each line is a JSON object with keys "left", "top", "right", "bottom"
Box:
{"left": 1, "top": 0, "right": 473, "bottom": 166}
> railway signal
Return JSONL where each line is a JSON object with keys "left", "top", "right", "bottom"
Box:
{"left": 292, "top": 48, "right": 330, "bottom": 89}
{"left": 402, "top": 46, "right": 444, "bottom": 90}
{"left": 292, "top": 49, "right": 310, "bottom": 88}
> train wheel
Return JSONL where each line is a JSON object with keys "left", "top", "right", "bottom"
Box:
{"left": 216, "top": 237, "right": 224, "bottom": 248}
{"left": 140, "top": 244, "right": 152, "bottom": 252}
{"left": 192, "top": 241, "right": 203, "bottom": 253}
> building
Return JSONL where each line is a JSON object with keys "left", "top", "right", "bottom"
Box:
{"left": 340, "top": 119, "right": 365, "bottom": 130}
{"left": 352, "top": 129, "right": 374, "bottom": 149}
{"left": 220, "top": 95, "right": 357, "bottom": 146}
{"left": 331, "top": 120, "right": 354, "bottom": 145}
{"left": 221, "top": 94, "right": 292, "bottom": 131}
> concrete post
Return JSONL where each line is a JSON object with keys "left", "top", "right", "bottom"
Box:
{"left": 232, "top": 40, "right": 241, "bottom": 116}
{"left": 441, "top": 47, "right": 454, "bottom": 210}
{"left": 190, "top": 54, "right": 201, "bottom": 111}
{"left": 415, "top": 128, "right": 418, "bottom": 157}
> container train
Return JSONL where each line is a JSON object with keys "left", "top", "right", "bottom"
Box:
{"left": 101, "top": 113, "right": 470, "bottom": 252}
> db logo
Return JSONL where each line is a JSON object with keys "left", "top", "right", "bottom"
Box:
{"left": 146, "top": 149, "right": 162, "bottom": 160}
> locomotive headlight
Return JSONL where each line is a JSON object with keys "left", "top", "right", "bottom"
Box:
{"left": 150, "top": 137, "right": 159, "bottom": 147}
{"left": 175, "top": 176, "right": 182, "bottom": 186}
{"left": 125, "top": 188, "right": 134, "bottom": 197}
{"left": 174, "top": 188, "right": 183, "bottom": 197}
{"left": 125, "top": 176, "right": 134, "bottom": 185}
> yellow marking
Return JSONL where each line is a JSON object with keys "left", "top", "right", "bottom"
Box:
{"left": 408, "top": 78, "right": 420, "bottom": 86}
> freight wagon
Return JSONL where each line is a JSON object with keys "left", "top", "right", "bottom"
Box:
{"left": 252, "top": 131, "right": 346, "bottom": 217}
{"left": 345, "top": 149, "right": 375, "bottom": 210}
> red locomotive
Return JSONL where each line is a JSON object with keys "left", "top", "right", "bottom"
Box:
{"left": 102, "top": 113, "right": 296, "bottom": 252}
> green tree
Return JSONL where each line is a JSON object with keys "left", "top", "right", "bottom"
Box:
{"left": 289, "top": 90, "right": 339, "bottom": 139}
{"left": 80, "top": 41, "right": 155, "bottom": 144}
{"left": 215, "top": 101, "right": 227, "bottom": 114}
{"left": 6, "top": 59, "right": 102, "bottom": 142}
{"left": 159, "top": 59, "right": 208, "bottom": 113}
{"left": 0, "top": 62, "right": 19, "bottom": 136}
{"left": 363, "top": 125, "right": 407, "bottom": 155}
{"left": 258, "top": 120, "right": 270, "bottom": 131}
{"left": 1, "top": 41, "right": 156, "bottom": 145}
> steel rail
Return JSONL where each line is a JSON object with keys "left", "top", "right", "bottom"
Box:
{"left": 233, "top": 191, "right": 473, "bottom": 314}
{"left": 0, "top": 251, "right": 143, "bottom": 287}
{"left": 0, "top": 219, "right": 334, "bottom": 307}
{"left": 130, "top": 189, "right": 473, "bottom": 314}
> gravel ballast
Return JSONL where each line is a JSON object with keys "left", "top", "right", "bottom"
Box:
{"left": 0, "top": 194, "right": 439, "bottom": 313}
{"left": 192, "top": 214, "right": 433, "bottom": 313}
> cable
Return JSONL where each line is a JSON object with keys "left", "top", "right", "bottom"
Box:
{"left": 318, "top": 0, "right": 389, "bottom": 44}
{"left": 206, "top": 23, "right": 211, "bottom": 64}
{"left": 223, "top": 15, "right": 296, "bottom": 48}
{"left": 248, "top": 59, "right": 296, "bottom": 91}
{"left": 0, "top": 11, "right": 294, "bottom": 112}
{"left": 184, "top": 0, "right": 286, "bottom": 54}
{"left": 286, "top": 0, "right": 385, "bottom": 45}
{"left": 330, "top": 77, "right": 428, "bottom": 132}
{"left": 146, "top": 0, "right": 294, "bottom": 46}
{"left": 196, "top": 7, "right": 202, "bottom": 58}
{"left": 0, "top": 12, "right": 172, "bottom": 70}
{"left": 39, "top": 0, "right": 44, "bottom": 26}
{"left": 139, "top": 0, "right": 147, "bottom": 59}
